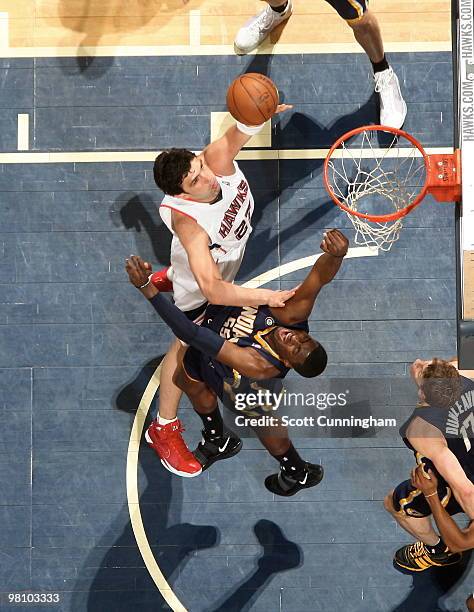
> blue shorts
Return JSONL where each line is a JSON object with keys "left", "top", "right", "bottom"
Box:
{"left": 325, "top": 0, "right": 368, "bottom": 22}
{"left": 392, "top": 457, "right": 463, "bottom": 518}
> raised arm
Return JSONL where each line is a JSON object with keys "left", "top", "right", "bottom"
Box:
{"left": 173, "top": 212, "right": 295, "bottom": 308}
{"left": 125, "top": 256, "right": 278, "bottom": 379}
{"left": 412, "top": 465, "right": 474, "bottom": 552}
{"left": 203, "top": 105, "right": 292, "bottom": 175}
{"left": 273, "top": 229, "right": 349, "bottom": 325}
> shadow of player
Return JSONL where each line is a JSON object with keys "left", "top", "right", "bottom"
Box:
{"left": 69, "top": 358, "right": 219, "bottom": 611}
{"left": 113, "top": 192, "right": 172, "bottom": 267}
{"left": 208, "top": 520, "right": 303, "bottom": 612}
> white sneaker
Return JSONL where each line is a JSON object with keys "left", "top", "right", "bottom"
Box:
{"left": 374, "top": 67, "right": 407, "bottom": 129}
{"left": 234, "top": 0, "right": 293, "bottom": 55}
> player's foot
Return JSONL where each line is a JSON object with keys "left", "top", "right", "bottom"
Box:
{"left": 149, "top": 267, "right": 173, "bottom": 292}
{"left": 145, "top": 419, "right": 202, "bottom": 477}
{"left": 394, "top": 541, "right": 462, "bottom": 572}
{"left": 264, "top": 462, "right": 324, "bottom": 496}
{"left": 193, "top": 429, "right": 242, "bottom": 471}
{"left": 234, "top": 0, "right": 292, "bottom": 55}
{"left": 374, "top": 67, "right": 407, "bottom": 129}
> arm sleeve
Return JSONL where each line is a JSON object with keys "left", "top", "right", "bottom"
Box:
{"left": 148, "top": 293, "right": 225, "bottom": 357}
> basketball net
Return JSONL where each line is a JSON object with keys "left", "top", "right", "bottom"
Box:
{"left": 324, "top": 126, "right": 461, "bottom": 251}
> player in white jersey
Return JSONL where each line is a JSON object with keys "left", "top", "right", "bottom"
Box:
{"left": 145, "top": 105, "right": 295, "bottom": 478}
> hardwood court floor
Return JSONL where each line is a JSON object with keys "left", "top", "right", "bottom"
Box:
{"left": 1, "top": 0, "right": 450, "bottom": 50}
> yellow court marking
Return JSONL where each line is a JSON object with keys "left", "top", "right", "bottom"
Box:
{"left": 125, "top": 246, "right": 378, "bottom": 611}
{"left": 0, "top": 146, "right": 454, "bottom": 164}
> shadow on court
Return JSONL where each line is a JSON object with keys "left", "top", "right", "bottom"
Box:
{"left": 69, "top": 358, "right": 220, "bottom": 611}
{"left": 115, "top": 193, "right": 172, "bottom": 268}
{"left": 393, "top": 551, "right": 472, "bottom": 612}
{"left": 208, "top": 520, "right": 303, "bottom": 612}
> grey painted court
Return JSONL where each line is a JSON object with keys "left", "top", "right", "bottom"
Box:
{"left": 0, "top": 52, "right": 470, "bottom": 611}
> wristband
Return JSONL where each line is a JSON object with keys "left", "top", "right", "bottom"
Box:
{"left": 424, "top": 491, "right": 438, "bottom": 498}
{"left": 236, "top": 121, "right": 265, "bottom": 136}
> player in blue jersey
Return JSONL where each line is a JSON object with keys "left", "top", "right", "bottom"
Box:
{"left": 126, "top": 229, "right": 348, "bottom": 496}
{"left": 384, "top": 358, "right": 474, "bottom": 571}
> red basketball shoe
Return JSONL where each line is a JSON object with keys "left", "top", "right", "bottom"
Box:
{"left": 149, "top": 267, "right": 173, "bottom": 292}
{"left": 145, "top": 419, "right": 202, "bottom": 477}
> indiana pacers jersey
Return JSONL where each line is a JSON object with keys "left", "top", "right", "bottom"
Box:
{"left": 183, "top": 303, "right": 309, "bottom": 401}
{"left": 400, "top": 376, "right": 474, "bottom": 482}
{"left": 159, "top": 161, "right": 254, "bottom": 311}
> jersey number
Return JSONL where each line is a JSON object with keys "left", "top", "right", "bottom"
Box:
{"left": 460, "top": 413, "right": 474, "bottom": 452}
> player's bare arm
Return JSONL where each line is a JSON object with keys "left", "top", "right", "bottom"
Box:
{"left": 272, "top": 229, "right": 348, "bottom": 325}
{"left": 411, "top": 464, "right": 474, "bottom": 552}
{"left": 172, "top": 212, "right": 295, "bottom": 308}
{"left": 125, "top": 255, "right": 280, "bottom": 379}
{"left": 408, "top": 417, "right": 474, "bottom": 518}
{"left": 203, "top": 104, "right": 293, "bottom": 176}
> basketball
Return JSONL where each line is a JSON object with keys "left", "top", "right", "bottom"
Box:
{"left": 226, "top": 73, "right": 279, "bottom": 126}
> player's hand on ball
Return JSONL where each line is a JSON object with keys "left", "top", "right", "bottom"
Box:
{"left": 320, "top": 229, "right": 349, "bottom": 258}
{"left": 411, "top": 464, "right": 438, "bottom": 496}
{"left": 274, "top": 104, "right": 293, "bottom": 115}
{"left": 125, "top": 255, "right": 157, "bottom": 297}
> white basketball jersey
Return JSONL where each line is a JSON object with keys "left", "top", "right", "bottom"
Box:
{"left": 159, "top": 161, "right": 254, "bottom": 311}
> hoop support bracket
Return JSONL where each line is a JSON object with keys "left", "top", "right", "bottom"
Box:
{"left": 426, "top": 149, "right": 462, "bottom": 203}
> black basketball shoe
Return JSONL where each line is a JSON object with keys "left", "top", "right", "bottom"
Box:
{"left": 193, "top": 430, "right": 242, "bottom": 471}
{"left": 394, "top": 541, "right": 462, "bottom": 572}
{"left": 264, "top": 463, "right": 324, "bottom": 497}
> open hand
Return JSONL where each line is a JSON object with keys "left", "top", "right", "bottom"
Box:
{"left": 260, "top": 288, "right": 296, "bottom": 308}
{"left": 320, "top": 229, "right": 349, "bottom": 258}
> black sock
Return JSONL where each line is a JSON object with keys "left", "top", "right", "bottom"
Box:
{"left": 197, "top": 405, "right": 224, "bottom": 438}
{"left": 426, "top": 537, "right": 447, "bottom": 555}
{"left": 273, "top": 442, "right": 306, "bottom": 476}
{"left": 371, "top": 55, "right": 389, "bottom": 74}
{"left": 271, "top": 1, "right": 288, "bottom": 13}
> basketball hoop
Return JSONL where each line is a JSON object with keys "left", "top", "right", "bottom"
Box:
{"left": 323, "top": 125, "right": 461, "bottom": 251}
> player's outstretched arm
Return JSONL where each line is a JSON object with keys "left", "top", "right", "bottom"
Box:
{"left": 173, "top": 213, "right": 295, "bottom": 308}
{"left": 203, "top": 105, "right": 292, "bottom": 176}
{"left": 273, "top": 229, "right": 348, "bottom": 325}
{"left": 411, "top": 465, "right": 474, "bottom": 552}
{"left": 125, "top": 256, "right": 278, "bottom": 379}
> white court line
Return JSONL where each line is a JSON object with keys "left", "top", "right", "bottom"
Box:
{"left": 0, "top": 147, "right": 454, "bottom": 165}
{"left": 0, "top": 41, "right": 451, "bottom": 59}
{"left": 0, "top": 12, "right": 8, "bottom": 49}
{"left": 126, "top": 246, "right": 378, "bottom": 612}
{"left": 189, "top": 10, "right": 201, "bottom": 47}
{"left": 17, "top": 114, "right": 29, "bottom": 151}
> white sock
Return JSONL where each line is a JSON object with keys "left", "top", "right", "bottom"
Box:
{"left": 158, "top": 415, "right": 177, "bottom": 426}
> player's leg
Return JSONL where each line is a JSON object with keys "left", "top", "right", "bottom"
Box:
{"left": 234, "top": 0, "right": 292, "bottom": 55}
{"left": 174, "top": 359, "right": 242, "bottom": 470}
{"left": 145, "top": 338, "right": 203, "bottom": 477}
{"left": 325, "top": 0, "right": 406, "bottom": 128}
{"left": 253, "top": 424, "right": 324, "bottom": 496}
{"left": 384, "top": 482, "right": 463, "bottom": 571}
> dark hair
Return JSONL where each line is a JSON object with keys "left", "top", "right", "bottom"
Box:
{"left": 420, "top": 358, "right": 462, "bottom": 409}
{"left": 153, "top": 149, "right": 195, "bottom": 195}
{"left": 294, "top": 342, "right": 328, "bottom": 378}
